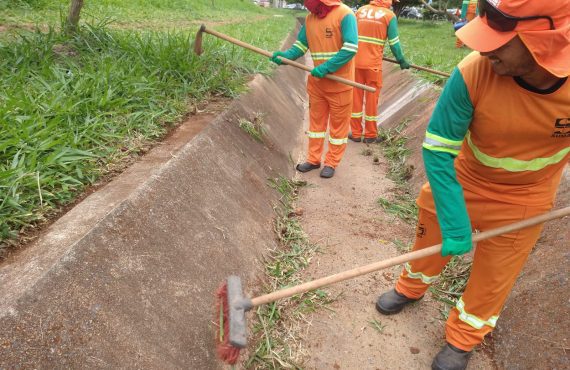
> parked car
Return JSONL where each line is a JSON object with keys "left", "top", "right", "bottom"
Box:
{"left": 400, "top": 6, "right": 423, "bottom": 19}
{"left": 285, "top": 3, "right": 305, "bottom": 10}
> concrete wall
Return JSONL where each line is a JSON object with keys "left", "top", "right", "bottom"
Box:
{"left": 0, "top": 34, "right": 306, "bottom": 369}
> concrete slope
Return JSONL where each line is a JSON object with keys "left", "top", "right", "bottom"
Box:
{"left": 0, "top": 40, "right": 306, "bottom": 368}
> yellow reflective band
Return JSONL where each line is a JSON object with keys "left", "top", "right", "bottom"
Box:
{"left": 311, "top": 52, "right": 336, "bottom": 61}
{"left": 329, "top": 136, "right": 348, "bottom": 145}
{"left": 425, "top": 131, "right": 464, "bottom": 147}
{"left": 456, "top": 298, "right": 498, "bottom": 330}
{"left": 341, "top": 42, "right": 358, "bottom": 53}
{"left": 466, "top": 131, "right": 570, "bottom": 172}
{"left": 293, "top": 41, "right": 308, "bottom": 53}
{"left": 365, "top": 115, "right": 379, "bottom": 121}
{"left": 352, "top": 112, "right": 364, "bottom": 118}
{"left": 404, "top": 262, "right": 439, "bottom": 284}
{"left": 388, "top": 36, "right": 400, "bottom": 45}
{"left": 307, "top": 131, "right": 326, "bottom": 139}
{"left": 358, "top": 36, "right": 385, "bottom": 46}
{"left": 423, "top": 143, "right": 460, "bottom": 156}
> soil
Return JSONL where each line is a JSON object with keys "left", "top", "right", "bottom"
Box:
{"left": 291, "top": 119, "right": 495, "bottom": 369}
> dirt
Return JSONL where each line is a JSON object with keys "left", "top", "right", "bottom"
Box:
{"left": 291, "top": 121, "right": 495, "bottom": 369}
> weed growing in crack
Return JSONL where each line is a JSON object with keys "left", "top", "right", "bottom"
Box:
{"left": 239, "top": 112, "right": 266, "bottom": 142}
{"left": 245, "top": 176, "right": 334, "bottom": 369}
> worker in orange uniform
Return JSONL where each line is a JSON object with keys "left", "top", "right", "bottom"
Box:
{"left": 270, "top": 0, "right": 358, "bottom": 178}
{"left": 455, "top": 0, "right": 478, "bottom": 48}
{"left": 375, "top": 0, "right": 570, "bottom": 369}
{"left": 350, "top": 0, "right": 410, "bottom": 144}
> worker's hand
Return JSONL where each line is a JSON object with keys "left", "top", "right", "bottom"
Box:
{"left": 399, "top": 58, "right": 411, "bottom": 70}
{"left": 311, "top": 64, "right": 328, "bottom": 78}
{"left": 270, "top": 51, "right": 287, "bottom": 65}
{"left": 441, "top": 235, "right": 472, "bottom": 256}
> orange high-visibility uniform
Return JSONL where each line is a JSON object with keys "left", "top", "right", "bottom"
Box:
{"left": 396, "top": 52, "right": 570, "bottom": 351}
{"left": 305, "top": 4, "right": 356, "bottom": 168}
{"left": 456, "top": 0, "right": 478, "bottom": 48}
{"left": 351, "top": 3, "right": 396, "bottom": 140}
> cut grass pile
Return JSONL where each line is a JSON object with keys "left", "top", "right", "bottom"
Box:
{"left": 0, "top": 3, "right": 296, "bottom": 251}
{"left": 246, "top": 177, "right": 334, "bottom": 368}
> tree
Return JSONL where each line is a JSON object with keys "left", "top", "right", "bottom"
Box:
{"left": 419, "top": 0, "right": 460, "bottom": 22}
{"left": 66, "top": 0, "right": 84, "bottom": 34}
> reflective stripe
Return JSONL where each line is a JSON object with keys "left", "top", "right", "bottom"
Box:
{"left": 293, "top": 40, "right": 308, "bottom": 53}
{"left": 329, "top": 136, "right": 348, "bottom": 145}
{"left": 466, "top": 131, "right": 570, "bottom": 172}
{"left": 358, "top": 35, "right": 386, "bottom": 46}
{"left": 388, "top": 36, "right": 400, "bottom": 46}
{"left": 341, "top": 42, "right": 358, "bottom": 53}
{"left": 423, "top": 131, "right": 463, "bottom": 156}
{"left": 456, "top": 297, "right": 498, "bottom": 329}
{"left": 307, "top": 131, "right": 326, "bottom": 139}
{"left": 365, "top": 115, "right": 379, "bottom": 122}
{"left": 311, "top": 52, "right": 336, "bottom": 61}
{"left": 352, "top": 112, "right": 364, "bottom": 118}
{"left": 404, "top": 262, "right": 439, "bottom": 284}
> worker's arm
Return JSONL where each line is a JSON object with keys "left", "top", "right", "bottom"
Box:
{"left": 386, "top": 17, "right": 409, "bottom": 69}
{"left": 311, "top": 12, "right": 358, "bottom": 77}
{"left": 270, "top": 25, "right": 308, "bottom": 65}
{"left": 422, "top": 67, "right": 473, "bottom": 256}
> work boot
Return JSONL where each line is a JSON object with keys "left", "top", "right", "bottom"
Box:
{"left": 319, "top": 166, "right": 335, "bottom": 178}
{"left": 363, "top": 136, "right": 383, "bottom": 144}
{"left": 296, "top": 162, "right": 320, "bottom": 173}
{"left": 348, "top": 132, "right": 362, "bottom": 142}
{"left": 375, "top": 288, "right": 422, "bottom": 315}
{"left": 431, "top": 343, "right": 472, "bottom": 370}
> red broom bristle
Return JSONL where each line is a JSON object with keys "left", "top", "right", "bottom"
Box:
{"left": 215, "top": 282, "right": 241, "bottom": 365}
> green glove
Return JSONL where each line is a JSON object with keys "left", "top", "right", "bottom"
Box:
{"left": 271, "top": 51, "right": 287, "bottom": 65}
{"left": 311, "top": 64, "right": 329, "bottom": 78}
{"left": 399, "top": 58, "right": 410, "bottom": 70}
{"left": 441, "top": 235, "right": 472, "bottom": 256}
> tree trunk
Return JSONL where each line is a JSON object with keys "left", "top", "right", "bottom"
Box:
{"left": 66, "top": 0, "right": 84, "bottom": 34}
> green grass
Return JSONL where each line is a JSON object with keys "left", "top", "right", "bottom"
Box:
{"left": 429, "top": 256, "right": 472, "bottom": 320}
{"left": 0, "top": 2, "right": 296, "bottom": 251}
{"left": 246, "top": 177, "right": 334, "bottom": 369}
{"left": 393, "top": 19, "right": 473, "bottom": 84}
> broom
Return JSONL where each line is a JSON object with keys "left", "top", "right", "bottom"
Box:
{"left": 214, "top": 206, "right": 570, "bottom": 364}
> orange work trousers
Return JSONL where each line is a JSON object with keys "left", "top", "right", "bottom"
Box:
{"left": 395, "top": 183, "right": 550, "bottom": 351}
{"left": 306, "top": 81, "right": 352, "bottom": 168}
{"left": 351, "top": 68, "right": 382, "bottom": 140}
{"left": 455, "top": 3, "right": 478, "bottom": 48}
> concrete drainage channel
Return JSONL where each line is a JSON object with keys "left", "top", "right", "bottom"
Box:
{"left": 1, "top": 38, "right": 568, "bottom": 368}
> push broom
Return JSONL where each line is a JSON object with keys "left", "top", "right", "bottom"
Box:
{"left": 215, "top": 206, "right": 570, "bottom": 364}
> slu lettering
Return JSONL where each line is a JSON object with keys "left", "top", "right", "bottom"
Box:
{"left": 417, "top": 224, "right": 426, "bottom": 238}
{"left": 552, "top": 118, "right": 570, "bottom": 137}
{"left": 325, "top": 27, "right": 333, "bottom": 38}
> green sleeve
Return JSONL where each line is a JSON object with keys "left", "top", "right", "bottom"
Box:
{"left": 281, "top": 25, "right": 308, "bottom": 60}
{"left": 318, "top": 12, "right": 358, "bottom": 73}
{"left": 460, "top": 0, "right": 469, "bottom": 18}
{"left": 422, "top": 67, "right": 473, "bottom": 239}
{"left": 386, "top": 17, "right": 405, "bottom": 62}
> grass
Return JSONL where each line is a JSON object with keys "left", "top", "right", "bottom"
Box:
{"left": 429, "top": 256, "right": 472, "bottom": 320}
{"left": 239, "top": 112, "right": 266, "bottom": 142}
{"left": 392, "top": 19, "right": 473, "bottom": 84}
{"left": 246, "top": 176, "right": 334, "bottom": 369}
{"left": 368, "top": 318, "right": 387, "bottom": 334}
{"left": 0, "top": 2, "right": 296, "bottom": 253}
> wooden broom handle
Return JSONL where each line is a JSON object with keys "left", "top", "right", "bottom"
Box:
{"left": 201, "top": 26, "right": 376, "bottom": 93}
{"left": 251, "top": 206, "right": 570, "bottom": 306}
{"left": 383, "top": 56, "right": 451, "bottom": 78}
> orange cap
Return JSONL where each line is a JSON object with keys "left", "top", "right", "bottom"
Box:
{"left": 320, "top": 0, "right": 342, "bottom": 6}
{"left": 457, "top": 0, "right": 570, "bottom": 77}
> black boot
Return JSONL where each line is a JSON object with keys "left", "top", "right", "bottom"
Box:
{"left": 348, "top": 132, "right": 362, "bottom": 142}
{"left": 431, "top": 343, "right": 471, "bottom": 370}
{"left": 296, "top": 162, "right": 320, "bottom": 173}
{"left": 363, "top": 136, "right": 383, "bottom": 144}
{"left": 375, "top": 289, "right": 422, "bottom": 315}
{"left": 319, "top": 166, "right": 335, "bottom": 178}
